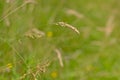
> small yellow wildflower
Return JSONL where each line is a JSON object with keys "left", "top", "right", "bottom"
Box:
{"left": 51, "top": 71, "right": 58, "bottom": 78}
{"left": 6, "top": 63, "right": 13, "bottom": 69}
{"left": 47, "top": 31, "right": 53, "bottom": 38}
{"left": 4, "top": 63, "right": 13, "bottom": 72}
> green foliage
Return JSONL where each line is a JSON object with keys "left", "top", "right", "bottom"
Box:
{"left": 0, "top": 0, "right": 120, "bottom": 80}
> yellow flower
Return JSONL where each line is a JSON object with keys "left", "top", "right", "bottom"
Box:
{"left": 51, "top": 71, "right": 58, "bottom": 78}
{"left": 7, "top": 63, "right": 13, "bottom": 69}
{"left": 47, "top": 31, "right": 53, "bottom": 38}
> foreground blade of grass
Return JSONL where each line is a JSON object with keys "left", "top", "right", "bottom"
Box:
{"left": 3, "top": 0, "right": 19, "bottom": 16}
{"left": 10, "top": 45, "right": 29, "bottom": 68}
{"left": 3, "top": 39, "right": 29, "bottom": 69}
{"left": 0, "top": 0, "right": 35, "bottom": 22}
{"left": 0, "top": 38, "right": 29, "bottom": 69}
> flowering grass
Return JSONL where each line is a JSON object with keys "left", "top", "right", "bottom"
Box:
{"left": 0, "top": 0, "right": 120, "bottom": 80}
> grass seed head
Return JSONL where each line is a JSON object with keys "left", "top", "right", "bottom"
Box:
{"left": 56, "top": 22, "right": 80, "bottom": 34}
{"left": 25, "top": 28, "right": 45, "bottom": 39}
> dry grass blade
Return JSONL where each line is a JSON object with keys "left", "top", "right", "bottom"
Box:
{"left": 54, "top": 48, "right": 64, "bottom": 67}
{"left": 56, "top": 22, "right": 80, "bottom": 34}
{"left": 65, "top": 9, "right": 84, "bottom": 19}
{"left": 105, "top": 13, "right": 115, "bottom": 37}
{"left": 97, "top": 12, "right": 116, "bottom": 38}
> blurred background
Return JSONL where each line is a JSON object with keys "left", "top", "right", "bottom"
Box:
{"left": 0, "top": 0, "right": 120, "bottom": 80}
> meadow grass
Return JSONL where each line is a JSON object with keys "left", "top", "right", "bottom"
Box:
{"left": 0, "top": 0, "right": 120, "bottom": 80}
